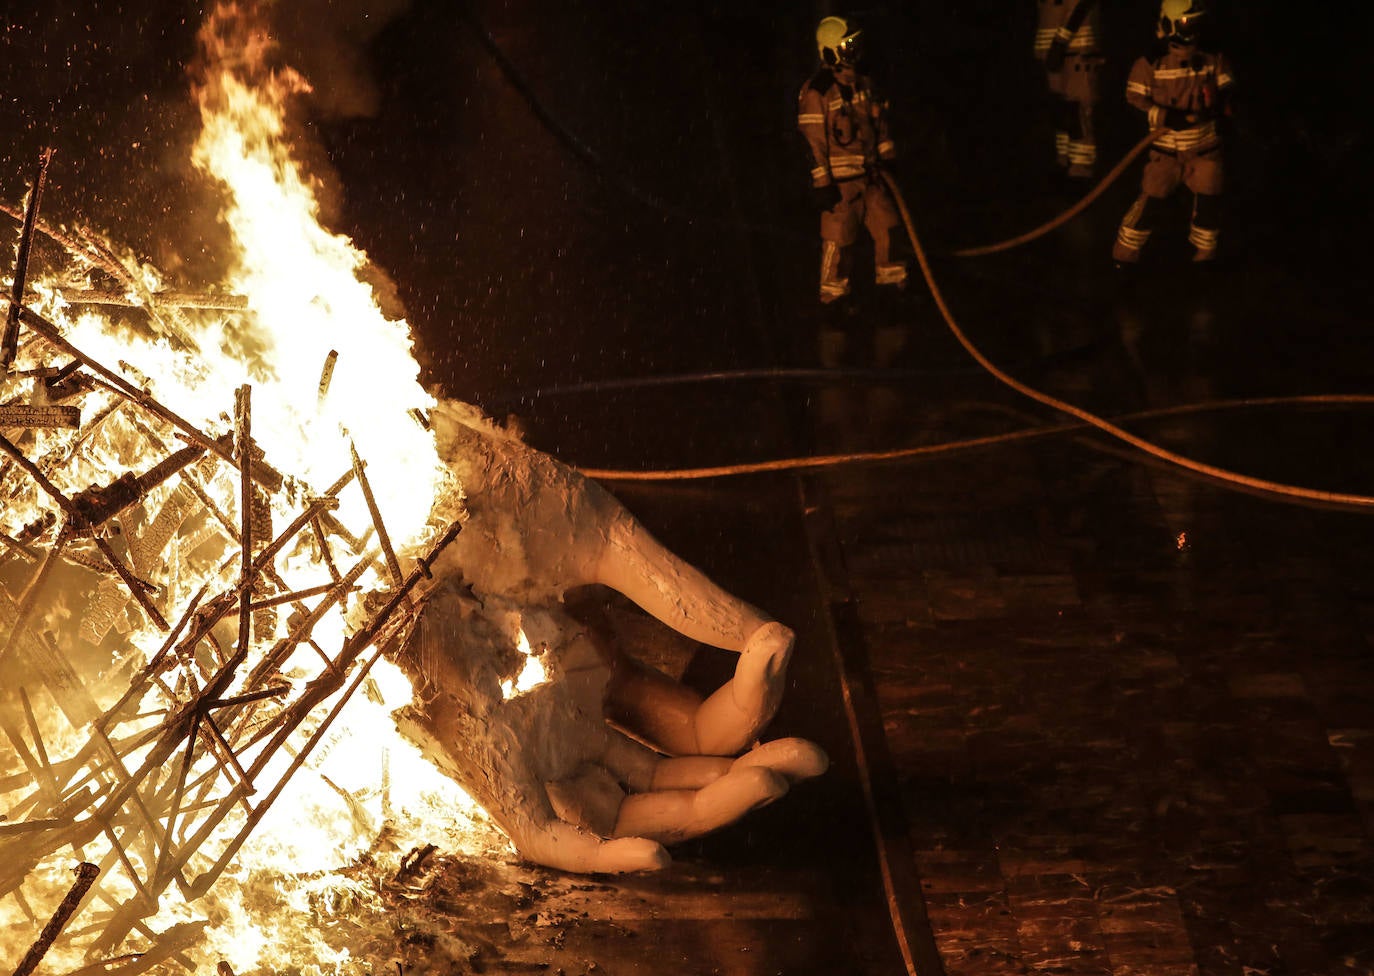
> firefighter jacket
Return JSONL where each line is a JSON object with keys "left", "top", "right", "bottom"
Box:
{"left": 1034, "top": 0, "right": 1102, "bottom": 62}
{"left": 1126, "top": 42, "right": 1233, "bottom": 154}
{"left": 797, "top": 68, "right": 895, "bottom": 188}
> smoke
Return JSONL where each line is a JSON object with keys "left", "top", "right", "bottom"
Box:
{"left": 182, "top": 0, "right": 417, "bottom": 320}
{"left": 268, "top": 0, "right": 414, "bottom": 120}
{"left": 266, "top": 0, "right": 419, "bottom": 323}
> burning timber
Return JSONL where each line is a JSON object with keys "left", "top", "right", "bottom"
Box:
{"left": 0, "top": 168, "right": 468, "bottom": 966}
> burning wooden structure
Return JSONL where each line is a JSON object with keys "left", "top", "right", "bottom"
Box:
{"left": 1, "top": 153, "right": 471, "bottom": 969}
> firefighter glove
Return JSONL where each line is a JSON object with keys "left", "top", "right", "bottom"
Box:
{"left": 811, "top": 183, "right": 843, "bottom": 212}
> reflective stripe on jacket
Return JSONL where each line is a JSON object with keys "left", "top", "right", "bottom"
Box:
{"left": 1035, "top": 0, "right": 1101, "bottom": 59}
{"left": 797, "top": 69, "right": 894, "bottom": 187}
{"left": 1125, "top": 45, "right": 1233, "bottom": 154}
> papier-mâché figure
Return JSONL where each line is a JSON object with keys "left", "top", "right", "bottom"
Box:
{"left": 391, "top": 402, "right": 828, "bottom": 874}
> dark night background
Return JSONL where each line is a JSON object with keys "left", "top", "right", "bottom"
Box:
{"left": 4, "top": 2, "right": 1374, "bottom": 974}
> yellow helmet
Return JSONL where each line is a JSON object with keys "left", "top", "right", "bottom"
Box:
{"left": 816, "top": 16, "right": 862, "bottom": 68}
{"left": 1158, "top": 0, "right": 1206, "bottom": 42}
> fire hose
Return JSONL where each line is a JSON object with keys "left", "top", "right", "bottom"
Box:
{"left": 4, "top": 38, "right": 1363, "bottom": 512}
{"left": 949, "top": 126, "right": 1165, "bottom": 258}
{"left": 443, "top": 16, "right": 1374, "bottom": 511}
{"left": 577, "top": 170, "right": 1374, "bottom": 514}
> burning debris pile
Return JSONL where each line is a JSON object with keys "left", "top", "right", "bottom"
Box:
{"left": 0, "top": 5, "right": 497, "bottom": 970}
{"left": 0, "top": 163, "right": 498, "bottom": 972}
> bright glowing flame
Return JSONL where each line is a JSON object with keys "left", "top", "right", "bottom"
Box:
{"left": 502, "top": 628, "right": 549, "bottom": 700}
{"left": 190, "top": 11, "right": 445, "bottom": 549}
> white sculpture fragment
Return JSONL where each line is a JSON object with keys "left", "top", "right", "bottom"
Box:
{"left": 392, "top": 402, "right": 828, "bottom": 873}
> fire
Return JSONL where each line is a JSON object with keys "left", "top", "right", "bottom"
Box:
{"left": 190, "top": 4, "right": 446, "bottom": 552}
{"left": 1, "top": 2, "right": 503, "bottom": 970}
{"left": 501, "top": 628, "right": 550, "bottom": 700}
{"left": 190, "top": 62, "right": 442, "bottom": 549}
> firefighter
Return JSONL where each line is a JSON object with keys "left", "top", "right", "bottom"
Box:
{"left": 1035, "top": 0, "right": 1104, "bottom": 180}
{"left": 1113, "top": 0, "right": 1234, "bottom": 266}
{"left": 797, "top": 15, "right": 909, "bottom": 311}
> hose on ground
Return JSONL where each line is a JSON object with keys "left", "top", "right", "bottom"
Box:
{"left": 949, "top": 127, "right": 1164, "bottom": 258}
{"left": 880, "top": 169, "right": 1374, "bottom": 510}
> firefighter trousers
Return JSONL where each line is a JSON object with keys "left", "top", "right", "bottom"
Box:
{"left": 818, "top": 176, "right": 909, "bottom": 304}
{"left": 1046, "top": 54, "right": 1102, "bottom": 176}
{"left": 1114, "top": 145, "right": 1225, "bottom": 264}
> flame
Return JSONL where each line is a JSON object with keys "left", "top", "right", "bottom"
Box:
{"left": 1, "top": 2, "right": 504, "bottom": 970}
{"left": 189, "top": 4, "right": 446, "bottom": 551}
{"left": 501, "top": 628, "right": 550, "bottom": 700}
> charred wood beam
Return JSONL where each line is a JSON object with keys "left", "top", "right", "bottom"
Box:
{"left": 320, "top": 510, "right": 366, "bottom": 554}
{"left": 40, "top": 396, "right": 125, "bottom": 478}
{"left": 77, "top": 637, "right": 258, "bottom": 859}
{"left": 17, "top": 688, "right": 58, "bottom": 798}
{"left": 235, "top": 385, "right": 253, "bottom": 660}
{"left": 91, "top": 720, "right": 192, "bottom": 827}
{"left": 88, "top": 727, "right": 193, "bottom": 896}
{"left": 69, "top": 226, "right": 202, "bottom": 356}
{"left": 3, "top": 726, "right": 156, "bottom": 817}
{"left": 56, "top": 288, "right": 248, "bottom": 311}
{"left": 0, "top": 529, "right": 40, "bottom": 560}
{"left": 248, "top": 582, "right": 338, "bottom": 612}
{"left": 0, "top": 431, "right": 83, "bottom": 524}
{"left": 240, "top": 549, "right": 377, "bottom": 695}
{"left": 0, "top": 818, "right": 63, "bottom": 837}
{"left": 61, "top": 891, "right": 198, "bottom": 971}
{"left": 66, "top": 442, "right": 207, "bottom": 535}
{"left": 349, "top": 440, "right": 403, "bottom": 588}
{"left": 126, "top": 435, "right": 327, "bottom": 673}
{"left": 9, "top": 861, "right": 99, "bottom": 976}
{"left": 195, "top": 714, "right": 251, "bottom": 789}
{"left": 101, "top": 821, "right": 158, "bottom": 907}
{"left": 0, "top": 431, "right": 168, "bottom": 633}
{"left": 185, "top": 646, "right": 376, "bottom": 900}
{"left": 310, "top": 515, "right": 342, "bottom": 584}
{"left": 1, "top": 148, "right": 53, "bottom": 372}
{"left": 0, "top": 714, "right": 59, "bottom": 807}
{"left": 15, "top": 705, "right": 241, "bottom": 915}
{"left": 53, "top": 546, "right": 141, "bottom": 584}
{"left": 238, "top": 469, "right": 354, "bottom": 605}
{"left": 0, "top": 202, "right": 127, "bottom": 280}
{"left": 152, "top": 714, "right": 201, "bottom": 888}
{"left": 0, "top": 404, "right": 81, "bottom": 429}
{"left": 91, "top": 584, "right": 210, "bottom": 741}
{"left": 81, "top": 920, "right": 206, "bottom": 976}
{"left": 203, "top": 684, "right": 290, "bottom": 710}
{"left": 43, "top": 357, "right": 82, "bottom": 386}
{"left": 88, "top": 533, "right": 169, "bottom": 631}
{"left": 126, "top": 413, "right": 242, "bottom": 546}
